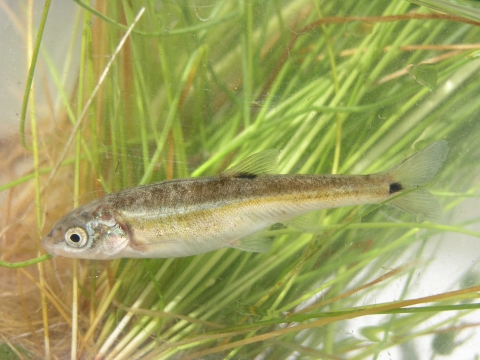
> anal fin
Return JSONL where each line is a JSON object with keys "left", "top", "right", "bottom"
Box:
{"left": 230, "top": 234, "right": 273, "bottom": 253}
{"left": 283, "top": 212, "right": 324, "bottom": 234}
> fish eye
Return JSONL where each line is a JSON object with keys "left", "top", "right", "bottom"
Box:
{"left": 65, "top": 227, "right": 88, "bottom": 247}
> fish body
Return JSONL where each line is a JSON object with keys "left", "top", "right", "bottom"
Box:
{"left": 42, "top": 141, "right": 449, "bottom": 260}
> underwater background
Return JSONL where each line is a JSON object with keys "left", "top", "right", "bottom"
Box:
{"left": 1, "top": 1, "right": 480, "bottom": 359}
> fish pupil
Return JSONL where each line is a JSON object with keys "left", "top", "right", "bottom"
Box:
{"left": 70, "top": 233, "right": 81, "bottom": 243}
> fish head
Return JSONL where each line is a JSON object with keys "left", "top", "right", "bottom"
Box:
{"left": 42, "top": 200, "right": 130, "bottom": 260}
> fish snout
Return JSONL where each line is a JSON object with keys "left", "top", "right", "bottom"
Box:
{"left": 41, "top": 226, "right": 64, "bottom": 255}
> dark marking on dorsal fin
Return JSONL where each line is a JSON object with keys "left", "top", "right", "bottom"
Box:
{"left": 235, "top": 172, "right": 257, "bottom": 179}
{"left": 389, "top": 182, "right": 403, "bottom": 194}
{"left": 221, "top": 149, "right": 279, "bottom": 178}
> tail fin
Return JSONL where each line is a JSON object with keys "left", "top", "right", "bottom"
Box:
{"left": 385, "top": 140, "right": 449, "bottom": 222}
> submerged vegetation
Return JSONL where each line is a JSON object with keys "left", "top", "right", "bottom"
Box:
{"left": 1, "top": 0, "right": 480, "bottom": 358}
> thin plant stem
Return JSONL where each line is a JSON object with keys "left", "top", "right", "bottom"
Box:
{"left": 19, "top": 0, "right": 51, "bottom": 148}
{"left": 0, "top": 254, "right": 52, "bottom": 268}
{"left": 43, "top": 7, "right": 146, "bottom": 196}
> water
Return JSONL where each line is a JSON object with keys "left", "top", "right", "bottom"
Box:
{"left": 1, "top": 1, "right": 480, "bottom": 359}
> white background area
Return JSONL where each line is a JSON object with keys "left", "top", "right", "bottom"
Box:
{"left": 0, "top": 0, "right": 79, "bottom": 136}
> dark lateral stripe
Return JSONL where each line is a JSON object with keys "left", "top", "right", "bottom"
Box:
{"left": 389, "top": 182, "right": 403, "bottom": 194}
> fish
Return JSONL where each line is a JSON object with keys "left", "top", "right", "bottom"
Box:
{"left": 41, "top": 140, "right": 449, "bottom": 260}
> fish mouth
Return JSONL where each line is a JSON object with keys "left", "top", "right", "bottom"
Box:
{"left": 41, "top": 235, "right": 74, "bottom": 258}
{"left": 41, "top": 235, "right": 55, "bottom": 255}
{"left": 42, "top": 237, "right": 53, "bottom": 255}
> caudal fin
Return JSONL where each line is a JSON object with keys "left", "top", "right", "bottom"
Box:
{"left": 385, "top": 140, "right": 449, "bottom": 222}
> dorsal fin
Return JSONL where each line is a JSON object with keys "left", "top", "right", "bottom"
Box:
{"left": 221, "top": 150, "right": 279, "bottom": 178}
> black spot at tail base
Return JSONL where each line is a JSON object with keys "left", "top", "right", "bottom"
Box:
{"left": 389, "top": 182, "right": 403, "bottom": 194}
